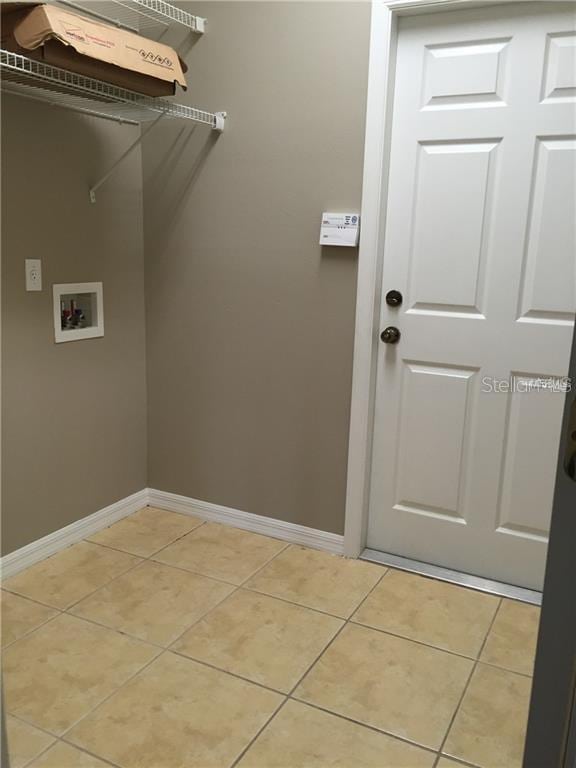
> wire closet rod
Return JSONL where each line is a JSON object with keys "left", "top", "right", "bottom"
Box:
{"left": 0, "top": 49, "right": 227, "bottom": 130}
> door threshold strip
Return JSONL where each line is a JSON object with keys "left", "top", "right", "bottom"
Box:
{"left": 360, "top": 548, "right": 542, "bottom": 606}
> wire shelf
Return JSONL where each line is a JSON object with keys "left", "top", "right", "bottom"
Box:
{"left": 57, "top": 0, "right": 206, "bottom": 34}
{"left": 0, "top": 49, "right": 226, "bottom": 129}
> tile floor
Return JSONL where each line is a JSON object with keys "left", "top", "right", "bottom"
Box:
{"left": 1, "top": 506, "right": 540, "bottom": 768}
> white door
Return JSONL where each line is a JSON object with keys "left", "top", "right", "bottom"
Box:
{"left": 367, "top": 2, "right": 576, "bottom": 590}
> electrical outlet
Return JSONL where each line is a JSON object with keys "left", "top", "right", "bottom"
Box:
{"left": 25, "top": 259, "right": 42, "bottom": 291}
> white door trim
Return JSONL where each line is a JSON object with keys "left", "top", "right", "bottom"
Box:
{"left": 344, "top": 0, "right": 510, "bottom": 557}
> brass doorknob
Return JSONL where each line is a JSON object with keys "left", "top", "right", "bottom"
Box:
{"left": 380, "top": 326, "right": 401, "bottom": 344}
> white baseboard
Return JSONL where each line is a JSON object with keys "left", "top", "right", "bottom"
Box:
{"left": 1, "top": 488, "right": 345, "bottom": 579}
{"left": 148, "top": 488, "right": 345, "bottom": 556}
{"left": 1, "top": 489, "right": 149, "bottom": 579}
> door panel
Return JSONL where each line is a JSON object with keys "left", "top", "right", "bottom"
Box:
{"left": 367, "top": 3, "right": 576, "bottom": 589}
{"left": 410, "top": 140, "right": 498, "bottom": 314}
{"left": 519, "top": 137, "right": 576, "bottom": 322}
{"left": 497, "top": 374, "right": 565, "bottom": 538}
{"left": 422, "top": 38, "right": 511, "bottom": 110}
{"left": 541, "top": 32, "right": 576, "bottom": 103}
{"left": 395, "top": 362, "right": 476, "bottom": 519}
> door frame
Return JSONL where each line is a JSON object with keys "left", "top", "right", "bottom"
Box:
{"left": 344, "top": 0, "right": 521, "bottom": 558}
{"left": 523, "top": 325, "right": 576, "bottom": 767}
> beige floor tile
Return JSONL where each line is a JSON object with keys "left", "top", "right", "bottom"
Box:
{"left": 153, "top": 523, "right": 287, "bottom": 585}
{"left": 353, "top": 570, "right": 499, "bottom": 657}
{"left": 2, "top": 591, "right": 58, "bottom": 647}
{"left": 295, "top": 623, "right": 473, "bottom": 750}
{"left": 2, "top": 542, "right": 140, "bottom": 610}
{"left": 88, "top": 506, "right": 203, "bottom": 557}
{"left": 236, "top": 700, "right": 436, "bottom": 768}
{"left": 480, "top": 599, "right": 540, "bottom": 675}
{"left": 245, "top": 546, "right": 383, "bottom": 618}
{"left": 174, "top": 589, "right": 343, "bottom": 691}
{"left": 29, "top": 742, "right": 111, "bottom": 768}
{"left": 3, "top": 613, "right": 159, "bottom": 735}
{"left": 6, "top": 715, "right": 55, "bottom": 768}
{"left": 70, "top": 560, "right": 234, "bottom": 646}
{"left": 444, "top": 663, "right": 532, "bottom": 768}
{"left": 67, "top": 652, "right": 283, "bottom": 768}
{"left": 436, "top": 759, "right": 468, "bottom": 768}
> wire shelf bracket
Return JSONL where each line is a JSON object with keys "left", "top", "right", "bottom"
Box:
{"left": 0, "top": 49, "right": 227, "bottom": 200}
{"left": 89, "top": 112, "right": 163, "bottom": 202}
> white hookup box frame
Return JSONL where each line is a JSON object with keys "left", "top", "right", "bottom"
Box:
{"left": 53, "top": 282, "right": 104, "bottom": 343}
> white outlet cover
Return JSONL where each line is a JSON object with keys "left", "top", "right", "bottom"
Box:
{"left": 25, "top": 259, "right": 42, "bottom": 291}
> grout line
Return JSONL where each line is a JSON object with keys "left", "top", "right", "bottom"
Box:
{"left": 468, "top": 658, "right": 533, "bottom": 679}
{"left": 284, "top": 565, "right": 390, "bottom": 699}
{"left": 288, "top": 696, "right": 439, "bottom": 758}
{"left": 60, "top": 610, "right": 168, "bottom": 651}
{"left": 0, "top": 587, "right": 63, "bottom": 613}
{"left": 62, "top": 561, "right": 147, "bottom": 613}
{"left": 59, "top": 646, "right": 167, "bottom": 740}
{"left": 229, "top": 697, "right": 290, "bottom": 768}
{"left": 478, "top": 598, "right": 504, "bottom": 658}
{"left": 3, "top": 512, "right": 296, "bottom": 760}
{"left": 244, "top": 560, "right": 389, "bottom": 624}
{"left": 281, "top": 573, "right": 493, "bottom": 762}
{"left": 6, "top": 711, "right": 60, "bottom": 740}
{"left": 150, "top": 542, "right": 292, "bottom": 588}
{"left": 146, "top": 558, "right": 250, "bottom": 588}
{"left": 61, "top": 518, "right": 212, "bottom": 608}
{"left": 225, "top": 564, "right": 389, "bottom": 711}
{"left": 6, "top": 712, "right": 124, "bottom": 768}
{"left": 7, "top": 537, "right": 152, "bottom": 616}
{"left": 287, "top": 620, "right": 348, "bottom": 696}
{"left": 225, "top": 565, "right": 391, "bottom": 767}
{"left": 0, "top": 585, "right": 66, "bottom": 613}
{"left": 168, "top": 649, "right": 288, "bottom": 696}
{"left": 61, "top": 521, "right": 241, "bottom": 618}
{"left": 56, "top": 535, "right": 296, "bottom": 746}
{"left": 241, "top": 584, "right": 354, "bottom": 621}
{"left": 59, "top": 740, "right": 124, "bottom": 768}
{"left": 85, "top": 517, "right": 205, "bottom": 559}
{"left": 40, "top": 738, "right": 123, "bottom": 768}
{"left": 5, "top": 510, "right": 535, "bottom": 768}
{"left": 435, "top": 597, "right": 503, "bottom": 761}
{"left": 435, "top": 752, "right": 484, "bottom": 768}
{"left": 165, "top": 539, "right": 293, "bottom": 649}
{"left": 346, "top": 617, "right": 503, "bottom": 666}
{"left": 15, "top": 737, "right": 57, "bottom": 768}
{"left": 226, "top": 567, "right": 417, "bottom": 765}
{"left": 1, "top": 605, "right": 63, "bottom": 651}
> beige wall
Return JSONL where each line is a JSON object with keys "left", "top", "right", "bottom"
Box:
{"left": 143, "top": 2, "right": 370, "bottom": 534}
{"left": 1, "top": 2, "right": 370, "bottom": 555}
{"left": 1, "top": 97, "right": 147, "bottom": 554}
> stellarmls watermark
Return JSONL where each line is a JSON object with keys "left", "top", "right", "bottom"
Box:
{"left": 481, "top": 377, "right": 572, "bottom": 394}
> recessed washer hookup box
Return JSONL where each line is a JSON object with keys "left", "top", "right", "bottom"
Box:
{"left": 1, "top": 3, "right": 188, "bottom": 97}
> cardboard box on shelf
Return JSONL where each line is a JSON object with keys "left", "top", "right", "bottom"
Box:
{"left": 0, "top": 3, "right": 188, "bottom": 97}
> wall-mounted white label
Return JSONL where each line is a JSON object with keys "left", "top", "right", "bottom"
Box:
{"left": 319, "top": 212, "right": 360, "bottom": 247}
